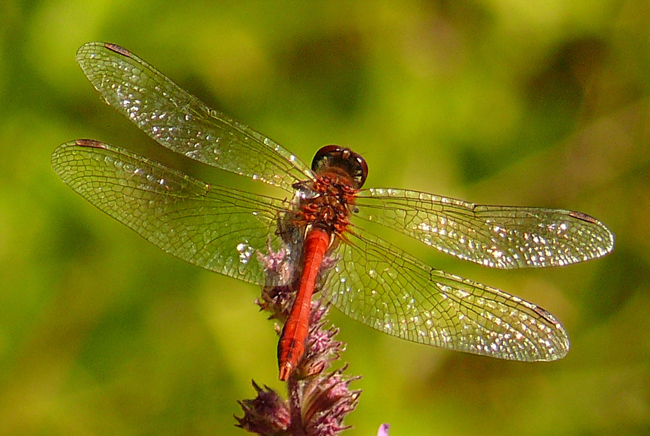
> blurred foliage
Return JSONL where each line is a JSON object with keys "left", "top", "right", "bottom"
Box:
{"left": 0, "top": 0, "right": 649, "bottom": 435}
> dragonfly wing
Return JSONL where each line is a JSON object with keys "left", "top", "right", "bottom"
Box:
{"left": 75, "top": 42, "right": 313, "bottom": 191}
{"left": 354, "top": 188, "right": 614, "bottom": 269}
{"left": 52, "top": 139, "right": 292, "bottom": 286}
{"left": 322, "top": 227, "right": 569, "bottom": 361}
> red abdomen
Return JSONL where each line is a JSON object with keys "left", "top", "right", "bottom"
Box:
{"left": 277, "top": 227, "right": 331, "bottom": 380}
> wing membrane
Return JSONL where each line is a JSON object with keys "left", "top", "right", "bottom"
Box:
{"left": 52, "top": 139, "right": 291, "bottom": 286}
{"left": 355, "top": 188, "right": 614, "bottom": 269}
{"left": 76, "top": 42, "right": 313, "bottom": 191}
{"left": 323, "top": 227, "right": 569, "bottom": 361}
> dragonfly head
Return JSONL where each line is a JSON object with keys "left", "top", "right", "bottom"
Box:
{"left": 311, "top": 145, "right": 368, "bottom": 189}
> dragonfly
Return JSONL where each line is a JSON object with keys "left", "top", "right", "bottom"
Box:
{"left": 52, "top": 42, "right": 614, "bottom": 381}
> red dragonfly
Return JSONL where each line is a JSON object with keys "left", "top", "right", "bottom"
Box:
{"left": 52, "top": 42, "right": 614, "bottom": 381}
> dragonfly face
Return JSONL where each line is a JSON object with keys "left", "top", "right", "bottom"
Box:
{"left": 52, "top": 42, "right": 615, "bottom": 380}
{"left": 311, "top": 145, "right": 368, "bottom": 189}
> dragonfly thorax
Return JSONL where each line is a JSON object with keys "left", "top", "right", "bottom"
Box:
{"left": 288, "top": 175, "right": 358, "bottom": 237}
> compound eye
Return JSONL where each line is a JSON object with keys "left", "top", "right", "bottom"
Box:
{"left": 311, "top": 145, "right": 368, "bottom": 189}
{"left": 353, "top": 152, "right": 368, "bottom": 188}
{"left": 311, "top": 145, "right": 342, "bottom": 172}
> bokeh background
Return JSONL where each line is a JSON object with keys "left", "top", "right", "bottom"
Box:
{"left": 1, "top": 0, "right": 648, "bottom": 435}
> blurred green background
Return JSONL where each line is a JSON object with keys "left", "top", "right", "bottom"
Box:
{"left": 1, "top": 0, "right": 648, "bottom": 435}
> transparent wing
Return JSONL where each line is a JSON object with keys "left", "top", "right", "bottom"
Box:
{"left": 52, "top": 139, "right": 292, "bottom": 286}
{"left": 323, "top": 227, "right": 569, "bottom": 361}
{"left": 354, "top": 188, "right": 614, "bottom": 269}
{"left": 76, "top": 42, "right": 313, "bottom": 191}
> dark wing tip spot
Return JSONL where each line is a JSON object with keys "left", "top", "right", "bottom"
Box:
{"left": 104, "top": 43, "right": 131, "bottom": 57}
{"left": 75, "top": 139, "right": 106, "bottom": 149}
{"left": 532, "top": 305, "right": 561, "bottom": 328}
{"left": 568, "top": 210, "right": 598, "bottom": 224}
